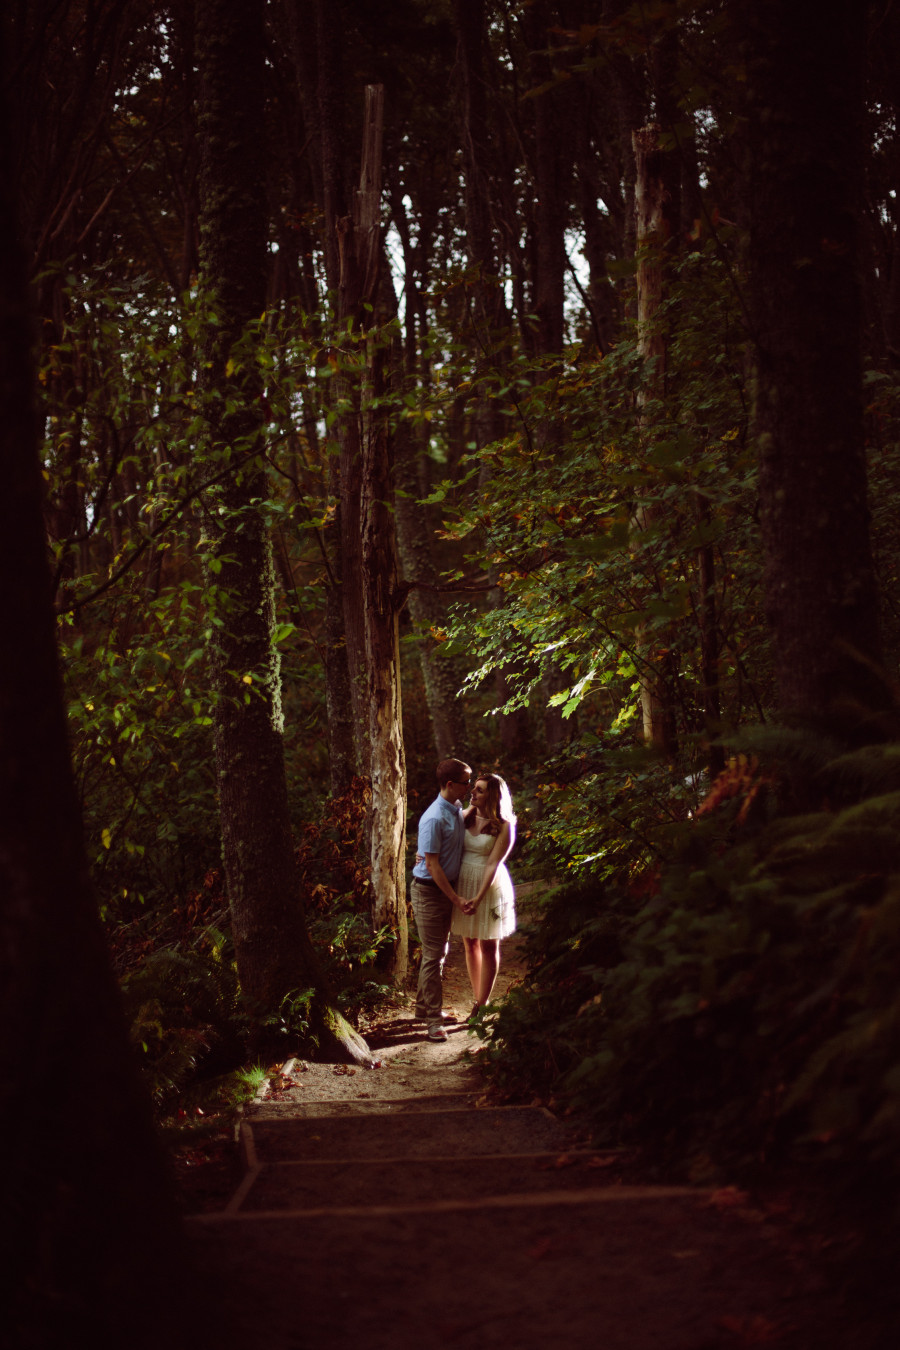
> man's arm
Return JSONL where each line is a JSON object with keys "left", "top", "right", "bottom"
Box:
{"left": 423, "top": 853, "right": 463, "bottom": 908}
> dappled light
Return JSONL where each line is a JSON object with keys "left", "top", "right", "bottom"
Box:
{"left": 3, "top": 0, "right": 900, "bottom": 1345}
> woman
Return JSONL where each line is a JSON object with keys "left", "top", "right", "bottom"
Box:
{"left": 450, "top": 772, "right": 517, "bottom": 1015}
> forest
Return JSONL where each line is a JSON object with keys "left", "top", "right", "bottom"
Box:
{"left": 3, "top": 0, "right": 900, "bottom": 1341}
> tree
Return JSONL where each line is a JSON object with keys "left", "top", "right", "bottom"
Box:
{"left": 357, "top": 88, "right": 409, "bottom": 981}
{"left": 0, "top": 45, "right": 201, "bottom": 1345}
{"left": 196, "top": 0, "right": 374, "bottom": 1054}
{"left": 743, "top": 0, "right": 887, "bottom": 727}
{"left": 632, "top": 122, "right": 679, "bottom": 756}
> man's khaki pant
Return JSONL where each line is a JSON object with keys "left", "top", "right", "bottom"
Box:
{"left": 410, "top": 879, "right": 453, "bottom": 1023}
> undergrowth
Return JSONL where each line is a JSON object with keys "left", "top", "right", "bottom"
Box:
{"left": 115, "top": 778, "right": 393, "bottom": 1124}
{"left": 476, "top": 728, "right": 900, "bottom": 1215}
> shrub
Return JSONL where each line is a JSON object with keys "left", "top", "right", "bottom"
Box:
{"left": 477, "top": 732, "right": 900, "bottom": 1202}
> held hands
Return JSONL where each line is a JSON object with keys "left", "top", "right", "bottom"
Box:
{"left": 414, "top": 853, "right": 480, "bottom": 914}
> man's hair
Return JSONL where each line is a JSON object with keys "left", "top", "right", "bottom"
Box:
{"left": 436, "top": 758, "right": 471, "bottom": 787}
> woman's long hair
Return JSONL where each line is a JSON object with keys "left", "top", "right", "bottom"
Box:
{"left": 466, "top": 773, "right": 516, "bottom": 836}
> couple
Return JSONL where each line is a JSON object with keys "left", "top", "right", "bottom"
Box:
{"left": 410, "top": 758, "right": 517, "bottom": 1043}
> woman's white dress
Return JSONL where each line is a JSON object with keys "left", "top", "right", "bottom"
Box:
{"left": 450, "top": 827, "right": 516, "bottom": 941}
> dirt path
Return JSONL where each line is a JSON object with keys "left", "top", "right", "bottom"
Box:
{"left": 186, "top": 906, "right": 869, "bottom": 1349}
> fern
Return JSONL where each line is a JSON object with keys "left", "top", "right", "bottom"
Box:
{"left": 478, "top": 727, "right": 900, "bottom": 1200}
{"left": 120, "top": 930, "right": 245, "bottom": 1108}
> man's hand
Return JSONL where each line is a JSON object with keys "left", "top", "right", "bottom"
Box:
{"left": 462, "top": 898, "right": 477, "bottom": 914}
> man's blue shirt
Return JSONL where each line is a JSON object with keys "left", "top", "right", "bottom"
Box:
{"left": 413, "top": 793, "right": 465, "bottom": 884}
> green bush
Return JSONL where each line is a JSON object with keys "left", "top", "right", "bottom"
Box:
{"left": 120, "top": 926, "right": 245, "bottom": 1106}
{"left": 478, "top": 732, "right": 900, "bottom": 1199}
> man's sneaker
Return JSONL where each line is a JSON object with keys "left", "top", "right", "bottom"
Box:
{"left": 427, "top": 1023, "right": 448, "bottom": 1042}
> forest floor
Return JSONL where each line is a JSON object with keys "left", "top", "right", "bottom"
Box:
{"left": 182, "top": 890, "right": 894, "bottom": 1349}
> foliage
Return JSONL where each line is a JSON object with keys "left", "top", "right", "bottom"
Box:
{"left": 296, "top": 776, "right": 373, "bottom": 913}
{"left": 43, "top": 274, "right": 370, "bottom": 917}
{"left": 114, "top": 774, "right": 394, "bottom": 1115}
{"left": 264, "top": 987, "right": 315, "bottom": 1045}
{"left": 26, "top": 8, "right": 900, "bottom": 1154}
{"left": 120, "top": 924, "right": 245, "bottom": 1106}
{"left": 438, "top": 241, "right": 766, "bottom": 774}
{"left": 63, "top": 587, "right": 221, "bottom": 918}
{"left": 297, "top": 776, "right": 395, "bottom": 1012}
{"left": 526, "top": 729, "right": 700, "bottom": 879}
{"left": 118, "top": 908, "right": 376, "bottom": 1113}
{"left": 476, "top": 730, "right": 900, "bottom": 1202}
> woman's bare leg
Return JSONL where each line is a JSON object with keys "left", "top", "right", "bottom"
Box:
{"left": 462, "top": 937, "right": 482, "bottom": 1003}
{"left": 476, "top": 939, "right": 500, "bottom": 1005}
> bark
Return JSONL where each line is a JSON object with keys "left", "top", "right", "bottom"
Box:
{"left": 357, "top": 87, "right": 408, "bottom": 980}
{"left": 336, "top": 396, "right": 369, "bottom": 765}
{"left": 285, "top": 0, "right": 360, "bottom": 783}
{"left": 524, "top": 0, "right": 570, "bottom": 358}
{"left": 455, "top": 0, "right": 529, "bottom": 757}
{"left": 286, "top": 0, "right": 324, "bottom": 216}
{"left": 314, "top": 0, "right": 372, "bottom": 771}
{"left": 305, "top": 80, "right": 410, "bottom": 977}
{"left": 649, "top": 25, "right": 683, "bottom": 247}
{"left": 602, "top": 0, "right": 649, "bottom": 263}
{"left": 198, "top": 0, "right": 299, "bottom": 1010}
{"left": 362, "top": 326, "right": 409, "bottom": 981}
{"left": 455, "top": 0, "right": 509, "bottom": 367}
{"left": 574, "top": 129, "right": 621, "bottom": 353}
{"left": 394, "top": 426, "right": 469, "bottom": 758}
{"left": 744, "top": 0, "right": 886, "bottom": 724}
{"left": 196, "top": 0, "right": 374, "bottom": 1059}
{"left": 633, "top": 123, "right": 678, "bottom": 755}
{"left": 455, "top": 0, "right": 498, "bottom": 300}
{"left": 171, "top": 0, "right": 201, "bottom": 291}
{"left": 697, "top": 500, "right": 725, "bottom": 777}
{"left": 324, "top": 575, "right": 358, "bottom": 795}
{"left": 0, "top": 53, "right": 201, "bottom": 1345}
{"left": 389, "top": 186, "right": 468, "bottom": 758}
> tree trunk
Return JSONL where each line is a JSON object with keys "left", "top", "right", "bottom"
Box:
{"left": 324, "top": 574, "right": 358, "bottom": 795}
{"left": 393, "top": 421, "right": 469, "bottom": 758}
{"left": 287, "top": 0, "right": 360, "bottom": 785}
{"left": 387, "top": 188, "right": 468, "bottom": 757}
{"left": 0, "top": 59, "right": 201, "bottom": 1345}
{"left": 314, "top": 0, "right": 373, "bottom": 770}
{"left": 196, "top": 0, "right": 373, "bottom": 1062}
{"left": 603, "top": 0, "right": 649, "bottom": 264}
{"left": 633, "top": 123, "right": 678, "bottom": 756}
{"left": 198, "top": 0, "right": 302, "bottom": 1012}
{"left": 353, "top": 85, "right": 408, "bottom": 980}
{"left": 744, "top": 0, "right": 885, "bottom": 724}
{"left": 455, "top": 0, "right": 529, "bottom": 758}
{"left": 697, "top": 500, "right": 725, "bottom": 777}
{"left": 524, "top": 0, "right": 570, "bottom": 358}
{"left": 362, "top": 326, "right": 409, "bottom": 981}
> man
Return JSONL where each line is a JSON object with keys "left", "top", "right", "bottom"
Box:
{"left": 410, "top": 758, "right": 472, "bottom": 1042}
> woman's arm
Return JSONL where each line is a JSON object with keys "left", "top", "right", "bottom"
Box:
{"left": 469, "top": 822, "right": 514, "bottom": 909}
